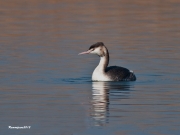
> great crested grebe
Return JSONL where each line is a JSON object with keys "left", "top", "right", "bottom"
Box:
{"left": 79, "top": 42, "right": 136, "bottom": 81}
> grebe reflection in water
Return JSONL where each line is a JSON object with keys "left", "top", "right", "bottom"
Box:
{"left": 91, "top": 81, "right": 131, "bottom": 126}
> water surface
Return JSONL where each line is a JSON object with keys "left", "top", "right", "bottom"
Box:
{"left": 0, "top": 0, "right": 180, "bottom": 135}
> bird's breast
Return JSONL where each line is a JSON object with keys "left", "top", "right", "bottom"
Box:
{"left": 92, "top": 68, "right": 111, "bottom": 81}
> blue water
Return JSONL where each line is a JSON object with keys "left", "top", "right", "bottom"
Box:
{"left": 1, "top": 0, "right": 180, "bottom": 135}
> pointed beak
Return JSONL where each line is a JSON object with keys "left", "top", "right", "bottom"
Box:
{"left": 78, "top": 49, "right": 92, "bottom": 55}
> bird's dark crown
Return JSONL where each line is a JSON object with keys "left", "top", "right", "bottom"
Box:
{"left": 89, "top": 42, "right": 104, "bottom": 50}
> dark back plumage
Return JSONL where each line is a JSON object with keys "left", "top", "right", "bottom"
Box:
{"left": 105, "top": 66, "right": 136, "bottom": 81}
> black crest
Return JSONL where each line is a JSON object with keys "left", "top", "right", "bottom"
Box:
{"left": 89, "top": 42, "right": 104, "bottom": 50}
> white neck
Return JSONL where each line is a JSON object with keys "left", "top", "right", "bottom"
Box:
{"left": 96, "top": 56, "right": 107, "bottom": 72}
{"left": 92, "top": 56, "right": 110, "bottom": 81}
{"left": 92, "top": 47, "right": 110, "bottom": 81}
